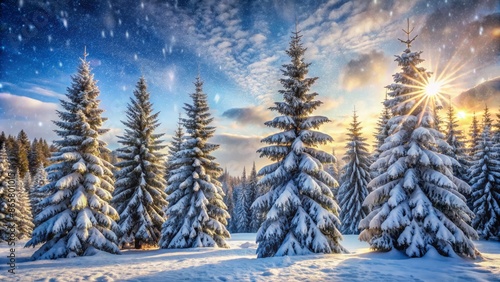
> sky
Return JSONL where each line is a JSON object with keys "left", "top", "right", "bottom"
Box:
{"left": 1, "top": 0, "right": 499, "bottom": 175}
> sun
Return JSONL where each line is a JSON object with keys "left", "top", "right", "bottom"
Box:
{"left": 457, "top": 111, "right": 467, "bottom": 120}
{"left": 424, "top": 81, "right": 442, "bottom": 97}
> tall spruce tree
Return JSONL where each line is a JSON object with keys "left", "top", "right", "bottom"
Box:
{"left": 160, "top": 76, "right": 230, "bottom": 249}
{"left": 444, "top": 104, "right": 468, "bottom": 181}
{"left": 13, "top": 130, "right": 30, "bottom": 178}
{"left": 165, "top": 114, "right": 184, "bottom": 185}
{"left": 0, "top": 144, "right": 10, "bottom": 241}
{"left": 248, "top": 162, "right": 261, "bottom": 232}
{"left": 30, "top": 163, "right": 48, "bottom": 228}
{"left": 468, "top": 112, "right": 480, "bottom": 156}
{"left": 359, "top": 21, "right": 478, "bottom": 258}
{"left": 25, "top": 51, "right": 120, "bottom": 259}
{"left": 111, "top": 77, "right": 167, "bottom": 249}
{"left": 338, "top": 109, "right": 371, "bottom": 235}
{"left": 372, "top": 94, "right": 391, "bottom": 177}
{"left": 14, "top": 168, "right": 34, "bottom": 239}
{"left": 234, "top": 167, "right": 250, "bottom": 233}
{"left": 253, "top": 29, "right": 345, "bottom": 258}
{"left": 469, "top": 125, "right": 500, "bottom": 239}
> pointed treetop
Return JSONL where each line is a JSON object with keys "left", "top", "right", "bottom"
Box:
{"left": 83, "top": 46, "right": 88, "bottom": 60}
{"left": 398, "top": 18, "right": 418, "bottom": 49}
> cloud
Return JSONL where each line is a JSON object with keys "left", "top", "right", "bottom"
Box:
{"left": 26, "top": 86, "right": 66, "bottom": 99}
{"left": 340, "top": 50, "right": 390, "bottom": 91}
{"left": 0, "top": 93, "right": 59, "bottom": 140}
{"left": 221, "top": 106, "right": 270, "bottom": 125}
{"left": 212, "top": 133, "right": 265, "bottom": 175}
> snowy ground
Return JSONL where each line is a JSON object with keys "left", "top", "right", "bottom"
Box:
{"left": 1, "top": 234, "right": 499, "bottom": 281}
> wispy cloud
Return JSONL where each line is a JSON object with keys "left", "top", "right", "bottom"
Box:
{"left": 0, "top": 93, "right": 59, "bottom": 140}
{"left": 26, "top": 86, "right": 66, "bottom": 99}
{"left": 221, "top": 106, "right": 271, "bottom": 126}
{"left": 340, "top": 50, "right": 390, "bottom": 91}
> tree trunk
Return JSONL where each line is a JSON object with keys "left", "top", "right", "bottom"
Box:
{"left": 134, "top": 238, "right": 141, "bottom": 249}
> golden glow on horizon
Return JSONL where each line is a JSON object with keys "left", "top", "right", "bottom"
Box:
{"left": 457, "top": 111, "right": 467, "bottom": 120}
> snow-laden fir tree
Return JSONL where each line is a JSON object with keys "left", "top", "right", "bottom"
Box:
{"left": 444, "top": 104, "right": 468, "bottom": 182}
{"left": 359, "top": 21, "right": 478, "bottom": 258}
{"left": 160, "top": 76, "right": 230, "bottom": 249}
{"left": 30, "top": 163, "right": 48, "bottom": 227}
{"left": 234, "top": 167, "right": 251, "bottom": 233}
{"left": 338, "top": 109, "right": 371, "bottom": 235}
{"left": 0, "top": 144, "right": 10, "bottom": 241}
{"left": 248, "top": 162, "right": 261, "bottom": 232}
{"left": 469, "top": 125, "right": 500, "bottom": 239}
{"left": 253, "top": 29, "right": 345, "bottom": 258}
{"left": 482, "top": 105, "right": 493, "bottom": 130}
{"left": 468, "top": 112, "right": 480, "bottom": 156}
{"left": 111, "top": 77, "right": 167, "bottom": 249}
{"left": 372, "top": 95, "right": 391, "bottom": 177}
{"left": 165, "top": 114, "right": 184, "bottom": 185}
{"left": 25, "top": 52, "right": 120, "bottom": 259}
{"left": 14, "top": 168, "right": 33, "bottom": 239}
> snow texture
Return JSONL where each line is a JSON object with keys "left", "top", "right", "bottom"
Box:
{"left": 3, "top": 234, "right": 499, "bottom": 281}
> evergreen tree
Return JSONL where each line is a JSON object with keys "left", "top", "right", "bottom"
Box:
{"left": 469, "top": 125, "right": 500, "bottom": 239}
{"left": 359, "top": 22, "right": 478, "bottom": 258}
{"left": 253, "top": 29, "right": 345, "bottom": 258}
{"left": 13, "top": 130, "right": 30, "bottom": 178}
{"left": 14, "top": 168, "right": 34, "bottom": 239}
{"left": 165, "top": 114, "right": 184, "bottom": 185}
{"left": 248, "top": 162, "right": 261, "bottom": 232}
{"left": 0, "top": 144, "right": 10, "bottom": 241}
{"left": 493, "top": 109, "right": 500, "bottom": 144}
{"left": 220, "top": 169, "right": 236, "bottom": 232}
{"left": 234, "top": 167, "right": 251, "bottom": 232}
{"left": 444, "top": 104, "right": 468, "bottom": 181}
{"left": 338, "top": 109, "right": 371, "bottom": 235}
{"left": 160, "top": 76, "right": 230, "bottom": 249}
{"left": 230, "top": 180, "right": 241, "bottom": 232}
{"left": 112, "top": 77, "right": 167, "bottom": 249}
{"left": 468, "top": 113, "right": 480, "bottom": 155}
{"left": 30, "top": 163, "right": 48, "bottom": 228}
{"left": 25, "top": 51, "right": 120, "bottom": 259}
{"left": 372, "top": 95, "right": 391, "bottom": 177}
{"left": 482, "top": 105, "right": 493, "bottom": 130}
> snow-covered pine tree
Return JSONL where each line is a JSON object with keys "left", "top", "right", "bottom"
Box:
{"left": 494, "top": 109, "right": 500, "bottom": 144}
{"left": 30, "top": 163, "right": 48, "bottom": 227}
{"left": 253, "top": 29, "right": 344, "bottom": 258}
{"left": 160, "top": 75, "right": 230, "bottom": 249}
{"left": 468, "top": 112, "right": 480, "bottom": 156}
{"left": 248, "top": 162, "right": 261, "bottom": 232}
{"left": 338, "top": 109, "right": 371, "bottom": 235}
{"left": 111, "top": 76, "right": 167, "bottom": 249}
{"left": 14, "top": 168, "right": 33, "bottom": 239}
{"left": 482, "top": 105, "right": 493, "bottom": 130}
{"left": 469, "top": 125, "right": 500, "bottom": 239}
{"left": 359, "top": 21, "right": 478, "bottom": 258}
{"left": 372, "top": 94, "right": 391, "bottom": 177}
{"left": 25, "top": 51, "right": 120, "bottom": 259}
{"left": 444, "top": 104, "right": 468, "bottom": 182}
{"left": 23, "top": 172, "right": 32, "bottom": 192}
{"left": 234, "top": 167, "right": 251, "bottom": 233}
{"left": 230, "top": 180, "right": 240, "bottom": 232}
{"left": 165, "top": 114, "right": 184, "bottom": 185}
{"left": 0, "top": 144, "right": 10, "bottom": 241}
